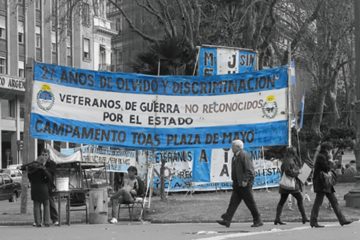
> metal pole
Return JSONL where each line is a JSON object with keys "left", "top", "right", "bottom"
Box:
{"left": 287, "top": 45, "right": 292, "bottom": 147}
{"left": 354, "top": 0, "right": 360, "bottom": 177}
{"left": 192, "top": 47, "right": 200, "bottom": 76}
{"left": 20, "top": 58, "right": 35, "bottom": 214}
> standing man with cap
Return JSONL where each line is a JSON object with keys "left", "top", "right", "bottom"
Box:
{"left": 217, "top": 139, "right": 263, "bottom": 228}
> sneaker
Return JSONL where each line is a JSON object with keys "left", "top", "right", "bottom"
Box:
{"left": 109, "top": 218, "right": 118, "bottom": 224}
{"left": 53, "top": 221, "right": 59, "bottom": 226}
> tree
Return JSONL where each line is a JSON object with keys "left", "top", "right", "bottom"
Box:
{"left": 132, "top": 36, "right": 195, "bottom": 75}
{"left": 274, "top": 0, "right": 353, "bottom": 134}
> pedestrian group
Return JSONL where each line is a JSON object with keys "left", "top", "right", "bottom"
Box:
{"left": 24, "top": 140, "right": 353, "bottom": 228}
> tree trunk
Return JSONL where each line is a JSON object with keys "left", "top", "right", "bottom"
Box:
{"left": 311, "top": 89, "right": 327, "bottom": 135}
{"left": 328, "top": 89, "right": 340, "bottom": 127}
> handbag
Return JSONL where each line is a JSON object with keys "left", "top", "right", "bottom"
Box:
{"left": 279, "top": 173, "right": 296, "bottom": 190}
{"left": 320, "top": 170, "right": 337, "bottom": 189}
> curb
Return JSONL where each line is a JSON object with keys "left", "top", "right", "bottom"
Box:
{"left": 1, "top": 218, "right": 357, "bottom": 226}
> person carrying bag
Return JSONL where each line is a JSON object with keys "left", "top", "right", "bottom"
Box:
{"left": 310, "top": 142, "right": 352, "bottom": 228}
{"left": 274, "top": 147, "right": 309, "bottom": 225}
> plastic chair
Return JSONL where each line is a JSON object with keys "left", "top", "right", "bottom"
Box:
{"left": 117, "top": 176, "right": 146, "bottom": 221}
{"left": 66, "top": 191, "right": 88, "bottom": 224}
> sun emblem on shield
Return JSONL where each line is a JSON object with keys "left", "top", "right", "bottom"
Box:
{"left": 262, "top": 95, "right": 278, "bottom": 119}
{"left": 37, "top": 84, "right": 55, "bottom": 111}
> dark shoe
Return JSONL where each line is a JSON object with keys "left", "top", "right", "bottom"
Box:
{"left": 340, "top": 220, "right": 353, "bottom": 226}
{"left": 274, "top": 220, "right": 286, "bottom": 225}
{"left": 216, "top": 219, "right": 230, "bottom": 228}
{"left": 44, "top": 224, "right": 50, "bottom": 227}
{"left": 302, "top": 219, "right": 310, "bottom": 224}
{"left": 251, "top": 221, "right": 264, "bottom": 227}
{"left": 36, "top": 224, "right": 42, "bottom": 228}
{"left": 310, "top": 223, "right": 324, "bottom": 228}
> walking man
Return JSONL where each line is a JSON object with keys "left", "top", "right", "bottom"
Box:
{"left": 217, "top": 140, "right": 263, "bottom": 228}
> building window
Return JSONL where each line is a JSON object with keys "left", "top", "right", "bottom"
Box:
{"left": 0, "top": 16, "right": 6, "bottom": 39}
{"left": 51, "top": 31, "right": 56, "bottom": 53}
{"left": 36, "top": 34, "right": 41, "bottom": 48}
{"left": 18, "top": 33, "right": 23, "bottom": 43}
{"left": 83, "top": 38, "right": 90, "bottom": 60}
{"left": 115, "top": 50, "right": 122, "bottom": 65}
{"left": 18, "top": 21, "right": 24, "bottom": 44}
{"left": 36, "top": 27, "right": 41, "bottom": 48}
{"left": 51, "top": 43, "right": 56, "bottom": 52}
{"left": 100, "top": 45, "right": 106, "bottom": 65}
{"left": 35, "top": 0, "right": 41, "bottom": 10}
{"left": 115, "top": 17, "right": 121, "bottom": 32}
{"left": 51, "top": 0, "right": 57, "bottom": 31}
{"left": 67, "top": 46, "right": 71, "bottom": 57}
{"left": 82, "top": 3, "right": 90, "bottom": 27}
{"left": 0, "top": 0, "right": 7, "bottom": 10}
{"left": 0, "top": 57, "right": 6, "bottom": 74}
{"left": 18, "top": 61, "right": 24, "bottom": 78}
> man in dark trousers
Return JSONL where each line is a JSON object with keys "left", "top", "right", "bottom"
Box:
{"left": 217, "top": 139, "right": 263, "bottom": 228}
{"left": 43, "top": 149, "right": 59, "bottom": 226}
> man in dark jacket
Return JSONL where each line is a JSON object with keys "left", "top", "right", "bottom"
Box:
{"left": 43, "top": 149, "right": 59, "bottom": 226}
{"left": 28, "top": 155, "right": 52, "bottom": 227}
{"left": 310, "top": 142, "right": 352, "bottom": 228}
{"left": 217, "top": 140, "right": 263, "bottom": 228}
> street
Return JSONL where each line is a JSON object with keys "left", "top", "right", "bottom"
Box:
{"left": 1, "top": 221, "right": 359, "bottom": 240}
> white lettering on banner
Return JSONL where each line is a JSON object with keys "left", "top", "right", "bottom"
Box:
{"left": 0, "top": 75, "right": 25, "bottom": 91}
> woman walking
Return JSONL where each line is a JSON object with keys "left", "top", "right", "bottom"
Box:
{"left": 274, "top": 147, "right": 309, "bottom": 225}
{"left": 310, "top": 142, "right": 352, "bottom": 228}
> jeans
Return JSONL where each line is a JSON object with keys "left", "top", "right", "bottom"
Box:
{"left": 49, "top": 194, "right": 58, "bottom": 223}
{"left": 221, "top": 185, "right": 261, "bottom": 223}
{"left": 111, "top": 189, "right": 134, "bottom": 218}
{"left": 33, "top": 200, "right": 50, "bottom": 226}
{"left": 310, "top": 192, "right": 347, "bottom": 225}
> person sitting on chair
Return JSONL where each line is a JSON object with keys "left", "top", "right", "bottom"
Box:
{"left": 109, "top": 166, "right": 139, "bottom": 224}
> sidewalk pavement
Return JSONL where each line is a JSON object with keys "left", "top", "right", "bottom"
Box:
{"left": 1, "top": 183, "right": 359, "bottom": 226}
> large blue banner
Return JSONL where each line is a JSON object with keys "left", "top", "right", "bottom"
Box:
{"left": 31, "top": 62, "right": 288, "bottom": 150}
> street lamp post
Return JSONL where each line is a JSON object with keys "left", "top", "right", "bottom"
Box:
{"left": 345, "top": 0, "right": 360, "bottom": 208}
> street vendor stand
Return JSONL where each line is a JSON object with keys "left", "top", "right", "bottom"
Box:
{"left": 48, "top": 145, "right": 109, "bottom": 225}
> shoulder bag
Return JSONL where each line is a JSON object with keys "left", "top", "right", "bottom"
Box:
{"left": 279, "top": 173, "right": 296, "bottom": 190}
{"left": 320, "top": 170, "right": 337, "bottom": 189}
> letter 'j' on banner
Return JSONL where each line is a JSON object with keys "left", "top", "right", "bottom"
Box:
{"left": 30, "top": 62, "right": 288, "bottom": 150}
{"left": 197, "top": 45, "right": 257, "bottom": 76}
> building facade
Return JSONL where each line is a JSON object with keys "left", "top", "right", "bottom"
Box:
{"left": 107, "top": 0, "right": 162, "bottom": 72}
{"left": 0, "top": 0, "right": 116, "bottom": 168}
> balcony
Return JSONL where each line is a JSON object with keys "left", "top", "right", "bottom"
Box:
{"left": 93, "top": 17, "right": 118, "bottom": 36}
